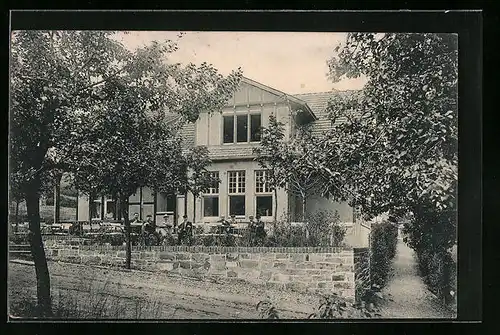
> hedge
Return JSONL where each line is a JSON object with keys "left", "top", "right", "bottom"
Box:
{"left": 370, "top": 221, "right": 398, "bottom": 289}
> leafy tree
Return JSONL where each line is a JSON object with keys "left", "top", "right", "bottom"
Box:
{"left": 66, "top": 39, "right": 242, "bottom": 269}
{"left": 10, "top": 30, "right": 131, "bottom": 316}
{"left": 253, "top": 114, "right": 288, "bottom": 223}
{"left": 183, "top": 146, "right": 219, "bottom": 223}
{"left": 322, "top": 33, "right": 458, "bottom": 303}
{"left": 10, "top": 30, "right": 242, "bottom": 315}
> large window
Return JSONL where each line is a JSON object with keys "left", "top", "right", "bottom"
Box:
{"left": 105, "top": 199, "right": 115, "bottom": 219}
{"left": 203, "top": 171, "right": 220, "bottom": 217}
{"left": 255, "top": 170, "right": 273, "bottom": 217}
{"left": 90, "top": 198, "right": 101, "bottom": 219}
{"left": 228, "top": 171, "right": 246, "bottom": 216}
{"left": 156, "top": 192, "right": 176, "bottom": 213}
{"left": 223, "top": 112, "right": 261, "bottom": 144}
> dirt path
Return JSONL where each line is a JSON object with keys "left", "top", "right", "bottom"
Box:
{"left": 378, "top": 237, "right": 455, "bottom": 319}
{"left": 8, "top": 260, "right": 321, "bottom": 319}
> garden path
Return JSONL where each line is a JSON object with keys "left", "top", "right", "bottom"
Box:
{"left": 378, "top": 237, "right": 455, "bottom": 318}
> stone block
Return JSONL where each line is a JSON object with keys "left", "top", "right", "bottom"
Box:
{"left": 285, "top": 282, "right": 308, "bottom": 292}
{"left": 116, "top": 251, "right": 126, "bottom": 258}
{"left": 211, "top": 261, "right": 227, "bottom": 271}
{"left": 266, "top": 281, "right": 285, "bottom": 290}
{"left": 334, "top": 282, "right": 353, "bottom": 289}
{"left": 227, "top": 270, "right": 238, "bottom": 278}
{"left": 345, "top": 273, "right": 355, "bottom": 282}
{"left": 342, "top": 256, "right": 354, "bottom": 265}
{"left": 317, "top": 281, "right": 334, "bottom": 289}
{"left": 192, "top": 253, "right": 210, "bottom": 263}
{"left": 323, "top": 256, "right": 343, "bottom": 263}
{"left": 332, "top": 274, "right": 346, "bottom": 281}
{"left": 275, "top": 253, "right": 289, "bottom": 260}
{"left": 240, "top": 259, "right": 260, "bottom": 269}
{"left": 210, "top": 254, "right": 226, "bottom": 262}
{"left": 273, "top": 262, "right": 287, "bottom": 270}
{"left": 315, "top": 262, "right": 337, "bottom": 270}
{"left": 271, "top": 273, "right": 289, "bottom": 282}
{"left": 290, "top": 254, "right": 306, "bottom": 262}
{"left": 179, "top": 261, "right": 192, "bottom": 269}
{"left": 249, "top": 253, "right": 261, "bottom": 260}
{"left": 226, "top": 253, "right": 239, "bottom": 261}
{"left": 239, "top": 253, "right": 251, "bottom": 259}
{"left": 237, "top": 269, "right": 261, "bottom": 282}
{"left": 176, "top": 252, "right": 192, "bottom": 260}
{"left": 226, "top": 261, "right": 238, "bottom": 268}
{"left": 259, "top": 271, "right": 272, "bottom": 281}
{"left": 308, "top": 254, "right": 324, "bottom": 262}
{"left": 203, "top": 260, "right": 211, "bottom": 270}
{"left": 65, "top": 255, "right": 82, "bottom": 263}
{"left": 81, "top": 255, "right": 101, "bottom": 265}
{"left": 337, "top": 264, "right": 354, "bottom": 272}
{"left": 190, "top": 261, "right": 204, "bottom": 269}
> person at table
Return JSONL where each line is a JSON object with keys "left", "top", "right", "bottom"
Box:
{"left": 130, "top": 212, "right": 142, "bottom": 225}
{"left": 142, "top": 215, "right": 156, "bottom": 235}
{"left": 161, "top": 214, "right": 173, "bottom": 234}
{"left": 248, "top": 215, "right": 256, "bottom": 243}
{"left": 177, "top": 215, "right": 188, "bottom": 244}
{"left": 255, "top": 214, "right": 267, "bottom": 240}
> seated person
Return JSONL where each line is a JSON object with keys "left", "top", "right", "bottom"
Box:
{"left": 255, "top": 214, "right": 266, "bottom": 238}
{"left": 142, "top": 215, "right": 156, "bottom": 235}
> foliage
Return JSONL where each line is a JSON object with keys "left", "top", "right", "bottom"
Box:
{"left": 306, "top": 209, "right": 346, "bottom": 247}
{"left": 256, "top": 299, "right": 279, "bottom": 319}
{"left": 370, "top": 222, "right": 398, "bottom": 289}
{"left": 320, "top": 33, "right": 457, "bottom": 304}
{"left": 308, "top": 293, "right": 382, "bottom": 319}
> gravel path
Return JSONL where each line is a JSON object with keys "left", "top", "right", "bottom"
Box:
{"left": 8, "top": 260, "right": 322, "bottom": 319}
{"left": 379, "top": 237, "right": 456, "bottom": 319}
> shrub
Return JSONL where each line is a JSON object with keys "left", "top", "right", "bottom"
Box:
{"left": 256, "top": 299, "right": 279, "bottom": 319}
{"left": 306, "top": 210, "right": 346, "bottom": 247}
{"left": 308, "top": 293, "right": 382, "bottom": 319}
{"left": 370, "top": 221, "right": 398, "bottom": 289}
{"left": 416, "top": 248, "right": 456, "bottom": 305}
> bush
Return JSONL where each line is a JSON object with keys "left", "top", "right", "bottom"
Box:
{"left": 370, "top": 221, "right": 398, "bottom": 289}
{"left": 265, "top": 210, "right": 346, "bottom": 247}
{"left": 416, "top": 248, "right": 456, "bottom": 305}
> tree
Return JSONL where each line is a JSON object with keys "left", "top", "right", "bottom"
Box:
{"left": 10, "top": 30, "right": 132, "bottom": 316}
{"left": 67, "top": 39, "right": 242, "bottom": 269}
{"left": 253, "top": 115, "right": 288, "bottom": 223}
{"left": 321, "top": 33, "right": 458, "bottom": 303}
{"left": 183, "top": 146, "right": 219, "bottom": 223}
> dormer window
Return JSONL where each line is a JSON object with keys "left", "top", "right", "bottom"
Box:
{"left": 223, "top": 111, "right": 261, "bottom": 144}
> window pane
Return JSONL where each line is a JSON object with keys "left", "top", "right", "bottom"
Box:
{"left": 203, "top": 197, "right": 219, "bottom": 217}
{"left": 157, "top": 192, "right": 176, "bottom": 212}
{"left": 250, "top": 114, "right": 261, "bottom": 142}
{"left": 105, "top": 201, "right": 115, "bottom": 219}
{"left": 229, "top": 195, "right": 245, "bottom": 216}
{"left": 142, "top": 187, "right": 154, "bottom": 202}
{"left": 91, "top": 201, "right": 101, "bottom": 219}
{"left": 256, "top": 196, "right": 273, "bottom": 217}
{"left": 223, "top": 116, "right": 234, "bottom": 143}
{"left": 236, "top": 115, "right": 248, "bottom": 142}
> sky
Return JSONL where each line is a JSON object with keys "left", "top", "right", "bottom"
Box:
{"left": 113, "top": 31, "right": 367, "bottom": 94}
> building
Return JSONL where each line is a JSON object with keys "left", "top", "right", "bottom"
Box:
{"left": 76, "top": 77, "right": 369, "bottom": 245}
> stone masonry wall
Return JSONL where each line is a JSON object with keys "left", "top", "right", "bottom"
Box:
{"left": 43, "top": 241, "right": 356, "bottom": 300}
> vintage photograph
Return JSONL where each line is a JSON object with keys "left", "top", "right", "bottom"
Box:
{"left": 8, "top": 30, "right": 458, "bottom": 319}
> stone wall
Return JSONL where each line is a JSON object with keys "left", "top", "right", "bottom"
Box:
{"left": 43, "top": 241, "right": 356, "bottom": 301}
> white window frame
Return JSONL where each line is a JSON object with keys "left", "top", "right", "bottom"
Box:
{"left": 255, "top": 170, "right": 273, "bottom": 217}
{"left": 222, "top": 110, "right": 262, "bottom": 145}
{"left": 203, "top": 171, "right": 220, "bottom": 218}
{"left": 228, "top": 170, "right": 246, "bottom": 217}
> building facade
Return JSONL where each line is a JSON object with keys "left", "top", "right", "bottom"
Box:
{"left": 77, "top": 77, "right": 362, "bottom": 234}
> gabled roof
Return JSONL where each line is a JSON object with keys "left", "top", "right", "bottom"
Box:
{"left": 240, "top": 76, "right": 317, "bottom": 121}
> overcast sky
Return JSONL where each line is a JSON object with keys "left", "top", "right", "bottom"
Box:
{"left": 114, "top": 31, "right": 367, "bottom": 94}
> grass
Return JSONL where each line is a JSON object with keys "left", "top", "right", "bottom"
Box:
{"left": 9, "top": 268, "right": 166, "bottom": 319}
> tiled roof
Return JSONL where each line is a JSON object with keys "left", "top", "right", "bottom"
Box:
{"left": 294, "top": 90, "right": 357, "bottom": 137}
{"left": 207, "top": 144, "right": 258, "bottom": 160}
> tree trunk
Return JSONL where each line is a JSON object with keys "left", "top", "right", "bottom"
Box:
{"left": 273, "top": 188, "right": 278, "bottom": 224}
{"left": 15, "top": 200, "right": 20, "bottom": 232}
{"left": 54, "top": 173, "right": 62, "bottom": 224}
{"left": 121, "top": 196, "right": 131, "bottom": 270}
{"left": 184, "top": 191, "right": 188, "bottom": 220}
{"left": 26, "top": 187, "right": 52, "bottom": 317}
{"left": 301, "top": 195, "right": 307, "bottom": 222}
{"left": 193, "top": 194, "right": 196, "bottom": 224}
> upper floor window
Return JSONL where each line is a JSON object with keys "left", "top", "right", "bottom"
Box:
{"left": 223, "top": 112, "right": 261, "bottom": 144}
